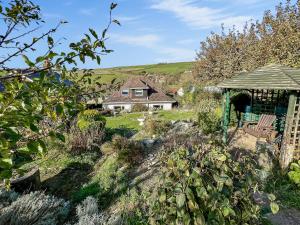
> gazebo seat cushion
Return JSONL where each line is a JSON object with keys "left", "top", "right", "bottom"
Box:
{"left": 243, "top": 114, "right": 277, "bottom": 140}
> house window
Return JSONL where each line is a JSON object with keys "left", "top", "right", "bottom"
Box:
{"left": 153, "top": 105, "right": 163, "bottom": 110}
{"left": 134, "top": 89, "right": 143, "bottom": 96}
{"left": 114, "top": 106, "right": 125, "bottom": 111}
{"left": 122, "top": 89, "right": 129, "bottom": 96}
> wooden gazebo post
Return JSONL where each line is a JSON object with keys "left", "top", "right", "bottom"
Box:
{"left": 280, "top": 91, "right": 297, "bottom": 169}
{"left": 222, "top": 89, "right": 231, "bottom": 143}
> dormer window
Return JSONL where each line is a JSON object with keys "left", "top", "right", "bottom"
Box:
{"left": 134, "top": 89, "right": 143, "bottom": 96}
{"left": 122, "top": 89, "right": 129, "bottom": 96}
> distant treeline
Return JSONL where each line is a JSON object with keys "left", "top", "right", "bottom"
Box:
{"left": 194, "top": 0, "right": 300, "bottom": 80}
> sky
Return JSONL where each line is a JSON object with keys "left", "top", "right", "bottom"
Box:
{"left": 3, "top": 0, "right": 289, "bottom": 68}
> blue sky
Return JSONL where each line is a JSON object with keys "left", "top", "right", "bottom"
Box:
{"left": 4, "top": 0, "right": 289, "bottom": 68}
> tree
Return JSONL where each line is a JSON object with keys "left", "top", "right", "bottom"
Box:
{"left": 194, "top": 0, "right": 300, "bottom": 81}
{"left": 0, "top": 0, "right": 119, "bottom": 186}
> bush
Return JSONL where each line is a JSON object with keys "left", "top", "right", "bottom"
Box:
{"left": 77, "top": 109, "right": 106, "bottom": 131}
{"left": 149, "top": 147, "right": 271, "bottom": 225}
{"left": 132, "top": 104, "right": 148, "bottom": 112}
{"left": 68, "top": 110, "right": 106, "bottom": 154}
{"left": 111, "top": 135, "right": 143, "bottom": 165}
{"left": 198, "top": 107, "right": 222, "bottom": 135}
{"left": 145, "top": 118, "right": 171, "bottom": 137}
{"left": 0, "top": 191, "right": 70, "bottom": 225}
{"left": 69, "top": 126, "right": 105, "bottom": 154}
{"left": 0, "top": 189, "right": 19, "bottom": 210}
{"left": 75, "top": 196, "right": 106, "bottom": 225}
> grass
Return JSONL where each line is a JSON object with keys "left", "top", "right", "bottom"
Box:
{"left": 105, "top": 110, "right": 197, "bottom": 131}
{"left": 78, "top": 61, "right": 193, "bottom": 85}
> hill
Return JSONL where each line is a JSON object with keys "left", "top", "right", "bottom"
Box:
{"left": 84, "top": 61, "right": 194, "bottom": 86}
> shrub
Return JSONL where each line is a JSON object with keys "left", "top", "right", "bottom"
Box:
{"left": 68, "top": 109, "right": 106, "bottom": 154}
{"left": 145, "top": 118, "right": 171, "bottom": 137}
{"left": 75, "top": 196, "right": 106, "bottom": 225}
{"left": 198, "top": 107, "right": 222, "bottom": 135}
{"left": 77, "top": 109, "right": 106, "bottom": 131}
{"left": 132, "top": 104, "right": 148, "bottom": 112}
{"left": 0, "top": 189, "right": 19, "bottom": 210}
{"left": 111, "top": 135, "right": 143, "bottom": 165}
{"left": 0, "top": 191, "right": 70, "bottom": 225}
{"left": 149, "top": 147, "right": 271, "bottom": 225}
{"left": 288, "top": 160, "right": 300, "bottom": 186}
{"left": 69, "top": 126, "right": 105, "bottom": 154}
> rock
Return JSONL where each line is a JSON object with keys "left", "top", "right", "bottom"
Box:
{"left": 256, "top": 141, "right": 276, "bottom": 182}
{"left": 143, "top": 139, "right": 155, "bottom": 148}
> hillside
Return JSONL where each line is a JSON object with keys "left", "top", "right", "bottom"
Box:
{"left": 84, "top": 61, "right": 194, "bottom": 86}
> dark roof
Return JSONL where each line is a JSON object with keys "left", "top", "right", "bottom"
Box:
{"left": 103, "top": 77, "right": 176, "bottom": 104}
{"left": 217, "top": 64, "right": 300, "bottom": 90}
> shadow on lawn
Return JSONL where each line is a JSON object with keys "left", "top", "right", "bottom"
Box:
{"left": 105, "top": 126, "right": 138, "bottom": 141}
{"left": 41, "top": 162, "right": 93, "bottom": 199}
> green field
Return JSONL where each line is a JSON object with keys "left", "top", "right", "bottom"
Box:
{"left": 80, "top": 61, "right": 194, "bottom": 85}
{"left": 105, "top": 110, "right": 196, "bottom": 131}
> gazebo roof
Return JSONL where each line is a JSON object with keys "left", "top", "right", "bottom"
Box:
{"left": 218, "top": 64, "right": 300, "bottom": 90}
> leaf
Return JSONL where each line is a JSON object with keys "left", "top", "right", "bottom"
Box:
{"left": 47, "top": 36, "right": 54, "bottom": 46}
{"left": 0, "top": 158, "right": 13, "bottom": 169}
{"left": 176, "top": 193, "right": 186, "bottom": 208}
{"left": 112, "top": 19, "right": 121, "bottom": 26}
{"left": 56, "top": 103, "right": 64, "bottom": 116}
{"left": 22, "top": 55, "right": 34, "bottom": 67}
{"left": 270, "top": 202, "right": 279, "bottom": 214}
{"left": 56, "top": 133, "right": 65, "bottom": 142}
{"left": 29, "top": 123, "right": 39, "bottom": 133}
{"left": 89, "top": 28, "right": 98, "bottom": 39}
{"left": 110, "top": 3, "right": 118, "bottom": 10}
{"left": 217, "top": 154, "right": 227, "bottom": 161}
{"left": 268, "top": 194, "right": 276, "bottom": 201}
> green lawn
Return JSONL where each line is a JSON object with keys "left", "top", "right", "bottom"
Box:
{"left": 105, "top": 110, "right": 196, "bottom": 131}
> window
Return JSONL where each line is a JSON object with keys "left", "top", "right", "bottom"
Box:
{"left": 121, "top": 89, "right": 129, "bottom": 96}
{"left": 153, "top": 105, "right": 163, "bottom": 110}
{"left": 134, "top": 89, "right": 143, "bottom": 96}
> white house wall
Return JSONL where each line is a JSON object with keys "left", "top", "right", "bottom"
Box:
{"left": 148, "top": 103, "right": 173, "bottom": 110}
{"left": 104, "top": 103, "right": 132, "bottom": 111}
{"left": 104, "top": 102, "right": 173, "bottom": 111}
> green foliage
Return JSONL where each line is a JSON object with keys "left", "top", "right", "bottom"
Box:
{"left": 0, "top": 0, "right": 118, "bottom": 184}
{"left": 195, "top": 1, "right": 300, "bottom": 80}
{"left": 145, "top": 118, "right": 171, "bottom": 137}
{"left": 150, "top": 147, "right": 263, "bottom": 225}
{"left": 132, "top": 104, "right": 149, "bottom": 112}
{"left": 198, "top": 109, "right": 222, "bottom": 135}
{"left": 77, "top": 109, "right": 106, "bottom": 131}
{"left": 288, "top": 160, "right": 300, "bottom": 186}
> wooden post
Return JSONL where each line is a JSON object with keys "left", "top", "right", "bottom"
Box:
{"left": 222, "top": 89, "right": 231, "bottom": 143}
{"left": 280, "top": 92, "right": 296, "bottom": 169}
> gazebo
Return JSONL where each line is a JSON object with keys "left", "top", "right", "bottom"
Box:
{"left": 218, "top": 64, "right": 300, "bottom": 168}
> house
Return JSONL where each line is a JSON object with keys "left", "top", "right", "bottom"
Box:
{"left": 102, "top": 77, "right": 176, "bottom": 111}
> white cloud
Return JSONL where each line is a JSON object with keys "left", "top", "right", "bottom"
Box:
{"left": 111, "top": 33, "right": 195, "bottom": 62}
{"left": 177, "top": 38, "right": 196, "bottom": 45}
{"left": 43, "top": 13, "right": 63, "bottom": 20}
{"left": 111, "top": 34, "right": 161, "bottom": 48}
{"left": 79, "top": 8, "right": 95, "bottom": 16}
{"left": 151, "top": 0, "right": 252, "bottom": 29}
{"left": 115, "top": 15, "right": 140, "bottom": 23}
